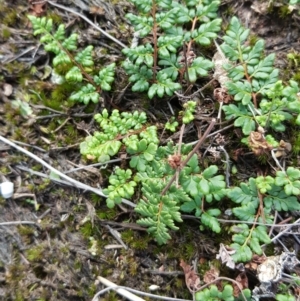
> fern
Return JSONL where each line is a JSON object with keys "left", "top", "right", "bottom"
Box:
{"left": 122, "top": 0, "right": 221, "bottom": 98}
{"left": 28, "top": 15, "right": 115, "bottom": 104}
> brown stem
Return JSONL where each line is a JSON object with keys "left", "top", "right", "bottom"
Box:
{"left": 182, "top": 16, "right": 198, "bottom": 86}
{"left": 63, "top": 48, "right": 97, "bottom": 89}
{"left": 242, "top": 62, "right": 257, "bottom": 108}
{"left": 176, "top": 124, "right": 186, "bottom": 187}
{"left": 252, "top": 92, "right": 258, "bottom": 108}
{"left": 258, "top": 190, "right": 266, "bottom": 223}
{"left": 182, "top": 43, "right": 190, "bottom": 86}
{"left": 186, "top": 16, "right": 198, "bottom": 53}
{"left": 152, "top": 0, "right": 158, "bottom": 81}
{"left": 161, "top": 119, "right": 216, "bottom": 195}
{"left": 49, "top": 32, "right": 99, "bottom": 91}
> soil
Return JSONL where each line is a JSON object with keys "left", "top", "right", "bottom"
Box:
{"left": 0, "top": 0, "right": 300, "bottom": 300}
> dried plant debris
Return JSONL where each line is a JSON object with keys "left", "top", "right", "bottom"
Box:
{"left": 216, "top": 243, "right": 236, "bottom": 270}
{"left": 180, "top": 259, "right": 201, "bottom": 293}
{"left": 248, "top": 131, "right": 274, "bottom": 155}
{"left": 212, "top": 41, "right": 230, "bottom": 89}
{"left": 253, "top": 252, "right": 300, "bottom": 300}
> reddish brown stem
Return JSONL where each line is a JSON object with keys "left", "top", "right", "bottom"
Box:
{"left": 161, "top": 119, "right": 216, "bottom": 196}
{"left": 152, "top": 0, "right": 158, "bottom": 81}
{"left": 242, "top": 62, "right": 258, "bottom": 108}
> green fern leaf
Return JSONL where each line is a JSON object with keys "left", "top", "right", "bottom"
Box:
{"left": 201, "top": 210, "right": 221, "bottom": 233}
{"left": 192, "top": 19, "right": 221, "bottom": 45}
{"left": 75, "top": 45, "right": 94, "bottom": 67}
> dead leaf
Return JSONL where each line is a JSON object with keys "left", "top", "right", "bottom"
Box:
{"left": 158, "top": 265, "right": 164, "bottom": 272}
{"left": 274, "top": 140, "right": 292, "bottom": 158}
{"left": 212, "top": 41, "right": 230, "bottom": 89}
{"left": 251, "top": 1, "right": 269, "bottom": 15}
{"left": 85, "top": 200, "right": 96, "bottom": 227}
{"left": 168, "top": 154, "right": 182, "bottom": 169}
{"left": 178, "top": 50, "right": 196, "bottom": 66}
{"left": 233, "top": 273, "right": 248, "bottom": 297}
{"left": 248, "top": 131, "right": 273, "bottom": 155}
{"left": 213, "top": 87, "right": 232, "bottom": 104}
{"left": 28, "top": 0, "right": 47, "bottom": 16}
{"left": 199, "top": 258, "right": 207, "bottom": 265}
{"left": 216, "top": 243, "right": 236, "bottom": 269}
{"left": 203, "top": 265, "right": 220, "bottom": 284}
{"left": 180, "top": 259, "right": 201, "bottom": 293}
{"left": 90, "top": 6, "right": 105, "bottom": 16}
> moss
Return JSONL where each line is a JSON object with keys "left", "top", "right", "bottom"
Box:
{"left": 5, "top": 111, "right": 19, "bottom": 127}
{"left": 46, "top": 120, "right": 60, "bottom": 133}
{"left": 0, "top": 197, "right": 5, "bottom": 205}
{"left": 46, "top": 12, "right": 63, "bottom": 25}
{"left": 80, "top": 221, "right": 94, "bottom": 237}
{"left": 174, "top": 277, "right": 185, "bottom": 289}
{"left": 0, "top": 166, "right": 10, "bottom": 173}
{"left": 63, "top": 124, "right": 78, "bottom": 144}
{"left": 59, "top": 245, "right": 70, "bottom": 255}
{"left": 2, "top": 8, "right": 18, "bottom": 26}
{"left": 74, "top": 258, "right": 82, "bottom": 270}
{"left": 54, "top": 63, "right": 74, "bottom": 76}
{"left": 65, "top": 124, "right": 77, "bottom": 138}
{"left": 248, "top": 34, "right": 260, "bottom": 47}
{"left": 1, "top": 27, "right": 11, "bottom": 40}
{"left": 5, "top": 257, "right": 26, "bottom": 283}
{"left": 18, "top": 225, "right": 36, "bottom": 236}
{"left": 121, "top": 229, "right": 134, "bottom": 244}
{"left": 183, "top": 242, "right": 196, "bottom": 259}
{"left": 128, "top": 260, "right": 139, "bottom": 276}
{"left": 287, "top": 51, "right": 300, "bottom": 68}
{"left": 291, "top": 132, "right": 300, "bottom": 155}
{"left": 90, "top": 193, "right": 103, "bottom": 206}
{"left": 49, "top": 83, "right": 76, "bottom": 109}
{"left": 26, "top": 245, "right": 45, "bottom": 262}
{"left": 87, "top": 284, "right": 97, "bottom": 297}
{"left": 36, "top": 179, "right": 51, "bottom": 191}
{"left": 15, "top": 290, "right": 26, "bottom": 301}
{"left": 18, "top": 226, "right": 36, "bottom": 245}
{"left": 3, "top": 61, "right": 26, "bottom": 76}
{"left": 101, "top": 267, "right": 113, "bottom": 277}
{"left": 279, "top": 5, "right": 292, "bottom": 18}
{"left": 32, "top": 98, "right": 52, "bottom": 112}
{"left": 292, "top": 72, "right": 300, "bottom": 84}
{"left": 257, "top": 153, "right": 269, "bottom": 165}
{"left": 104, "top": 291, "right": 118, "bottom": 301}
{"left": 129, "top": 234, "right": 150, "bottom": 250}
{"left": 97, "top": 207, "right": 118, "bottom": 220}
{"left": 221, "top": 6, "right": 235, "bottom": 20}
{"left": 264, "top": 243, "right": 276, "bottom": 256}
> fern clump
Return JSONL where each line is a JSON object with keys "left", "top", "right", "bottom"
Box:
{"left": 227, "top": 176, "right": 300, "bottom": 262}
{"left": 80, "top": 109, "right": 149, "bottom": 162}
{"left": 80, "top": 105, "right": 229, "bottom": 244}
{"left": 220, "top": 17, "right": 300, "bottom": 142}
{"left": 122, "top": 0, "right": 221, "bottom": 98}
{"left": 28, "top": 16, "right": 116, "bottom": 104}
